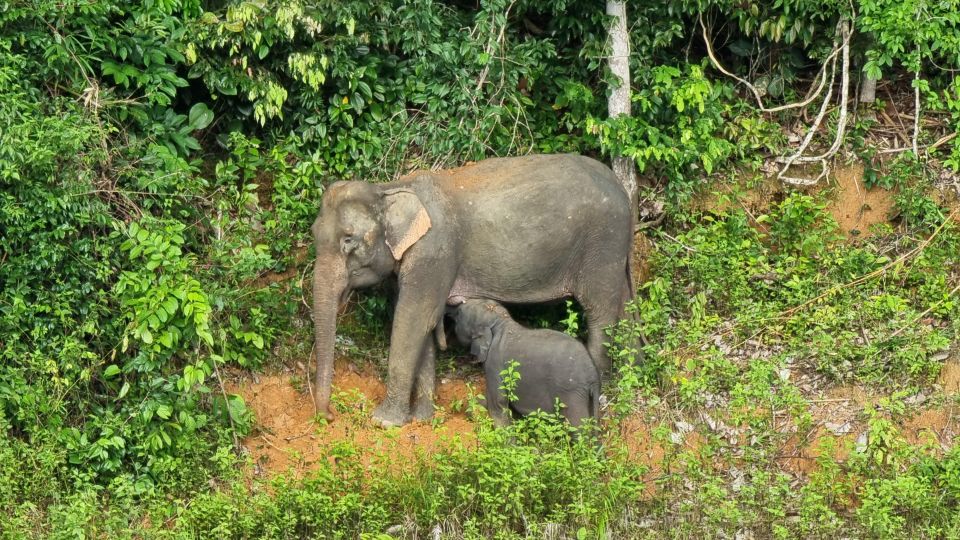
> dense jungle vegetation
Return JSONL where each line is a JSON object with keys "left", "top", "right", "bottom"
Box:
{"left": 2, "top": 0, "right": 960, "bottom": 537}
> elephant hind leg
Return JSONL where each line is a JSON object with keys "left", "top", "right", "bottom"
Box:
{"left": 562, "top": 398, "right": 591, "bottom": 428}
{"left": 576, "top": 284, "right": 623, "bottom": 376}
{"left": 576, "top": 263, "right": 629, "bottom": 376}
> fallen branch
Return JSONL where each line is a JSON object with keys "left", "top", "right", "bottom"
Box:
{"left": 913, "top": 56, "right": 922, "bottom": 156}
{"left": 635, "top": 212, "right": 666, "bottom": 232}
{"left": 258, "top": 434, "right": 283, "bottom": 452}
{"left": 889, "top": 281, "right": 960, "bottom": 339}
{"left": 876, "top": 131, "right": 957, "bottom": 155}
{"left": 929, "top": 131, "right": 958, "bottom": 150}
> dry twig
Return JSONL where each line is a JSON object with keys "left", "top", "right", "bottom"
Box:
{"left": 913, "top": 56, "right": 922, "bottom": 156}
{"left": 213, "top": 358, "right": 241, "bottom": 451}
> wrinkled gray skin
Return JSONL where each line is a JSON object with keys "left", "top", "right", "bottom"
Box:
{"left": 311, "top": 154, "right": 632, "bottom": 428}
{"left": 449, "top": 299, "right": 600, "bottom": 427}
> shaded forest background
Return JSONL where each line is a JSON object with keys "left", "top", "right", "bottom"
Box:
{"left": 2, "top": 0, "right": 960, "bottom": 537}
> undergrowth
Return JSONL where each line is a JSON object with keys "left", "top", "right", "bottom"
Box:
{"left": 615, "top": 189, "right": 959, "bottom": 390}
{"left": 3, "top": 0, "right": 960, "bottom": 537}
{"left": 5, "top": 183, "right": 959, "bottom": 538}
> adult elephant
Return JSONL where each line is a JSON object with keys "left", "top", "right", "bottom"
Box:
{"left": 311, "top": 154, "right": 633, "bottom": 427}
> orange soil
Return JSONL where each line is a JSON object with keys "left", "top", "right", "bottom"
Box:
{"left": 694, "top": 162, "right": 896, "bottom": 239}
{"left": 616, "top": 415, "right": 665, "bottom": 496}
{"left": 230, "top": 360, "right": 958, "bottom": 483}
{"left": 229, "top": 360, "right": 484, "bottom": 479}
{"left": 827, "top": 163, "right": 896, "bottom": 238}
{"left": 902, "top": 359, "right": 960, "bottom": 449}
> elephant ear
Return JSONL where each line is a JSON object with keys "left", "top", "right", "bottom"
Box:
{"left": 382, "top": 188, "right": 432, "bottom": 261}
{"left": 470, "top": 326, "right": 495, "bottom": 363}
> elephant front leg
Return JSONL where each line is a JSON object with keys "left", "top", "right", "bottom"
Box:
{"left": 371, "top": 334, "right": 424, "bottom": 428}
{"left": 372, "top": 283, "right": 447, "bottom": 428}
{"left": 484, "top": 371, "right": 512, "bottom": 428}
{"left": 411, "top": 337, "right": 436, "bottom": 422}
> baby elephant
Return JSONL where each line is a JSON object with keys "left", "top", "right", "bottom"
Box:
{"left": 448, "top": 299, "right": 600, "bottom": 428}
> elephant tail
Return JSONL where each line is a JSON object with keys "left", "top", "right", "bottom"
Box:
{"left": 622, "top": 259, "right": 649, "bottom": 356}
{"left": 589, "top": 382, "right": 601, "bottom": 420}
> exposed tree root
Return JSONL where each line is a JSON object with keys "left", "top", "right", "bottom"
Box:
{"left": 701, "top": 16, "right": 856, "bottom": 187}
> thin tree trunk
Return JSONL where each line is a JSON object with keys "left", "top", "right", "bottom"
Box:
{"left": 859, "top": 73, "right": 877, "bottom": 121}
{"left": 858, "top": 30, "right": 877, "bottom": 121}
{"left": 860, "top": 76, "right": 877, "bottom": 104}
{"left": 606, "top": 0, "right": 640, "bottom": 224}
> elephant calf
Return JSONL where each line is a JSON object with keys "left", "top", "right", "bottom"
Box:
{"left": 449, "top": 299, "right": 600, "bottom": 428}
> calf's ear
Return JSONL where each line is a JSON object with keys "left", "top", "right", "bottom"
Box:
{"left": 470, "top": 325, "right": 495, "bottom": 363}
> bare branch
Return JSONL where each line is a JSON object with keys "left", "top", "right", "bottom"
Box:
{"left": 787, "top": 19, "right": 852, "bottom": 163}
{"left": 913, "top": 54, "right": 922, "bottom": 157}
{"left": 699, "top": 14, "right": 840, "bottom": 114}
{"left": 701, "top": 13, "right": 857, "bottom": 187}
{"left": 777, "top": 51, "right": 838, "bottom": 171}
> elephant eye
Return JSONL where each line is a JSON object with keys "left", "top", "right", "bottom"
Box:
{"left": 340, "top": 235, "right": 358, "bottom": 253}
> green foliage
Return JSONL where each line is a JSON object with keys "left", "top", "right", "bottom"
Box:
{"left": 498, "top": 359, "right": 522, "bottom": 403}
{"left": 588, "top": 64, "right": 743, "bottom": 198}
{"left": 858, "top": 0, "right": 960, "bottom": 166}
{"left": 2, "top": 0, "right": 195, "bottom": 103}
{"left": 766, "top": 193, "right": 841, "bottom": 255}
{"left": 608, "top": 192, "right": 958, "bottom": 390}
{"left": 170, "top": 413, "right": 642, "bottom": 539}
{"left": 561, "top": 299, "right": 581, "bottom": 337}
{"left": 4, "top": 0, "right": 960, "bottom": 536}
{"left": 929, "top": 78, "right": 960, "bottom": 170}
{"left": 859, "top": 0, "right": 960, "bottom": 77}
{"left": 184, "top": 0, "right": 563, "bottom": 176}
{"left": 0, "top": 13, "right": 298, "bottom": 510}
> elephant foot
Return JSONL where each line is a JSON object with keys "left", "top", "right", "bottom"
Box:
{"left": 371, "top": 402, "right": 410, "bottom": 428}
{"left": 411, "top": 396, "right": 435, "bottom": 422}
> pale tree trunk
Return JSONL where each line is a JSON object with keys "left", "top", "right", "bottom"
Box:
{"left": 859, "top": 73, "right": 877, "bottom": 121}
{"left": 606, "top": 0, "right": 639, "bottom": 224}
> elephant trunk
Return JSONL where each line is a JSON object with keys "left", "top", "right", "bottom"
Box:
{"left": 313, "top": 255, "right": 347, "bottom": 419}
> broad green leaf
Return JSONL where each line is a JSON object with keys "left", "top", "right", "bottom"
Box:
{"left": 156, "top": 404, "right": 173, "bottom": 420}
{"left": 188, "top": 103, "right": 214, "bottom": 130}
